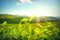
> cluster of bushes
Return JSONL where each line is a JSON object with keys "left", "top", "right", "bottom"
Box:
{"left": 0, "top": 16, "right": 60, "bottom": 40}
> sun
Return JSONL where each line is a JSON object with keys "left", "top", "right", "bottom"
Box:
{"left": 33, "top": 8, "right": 52, "bottom": 16}
{"left": 11, "top": 7, "right": 52, "bottom": 17}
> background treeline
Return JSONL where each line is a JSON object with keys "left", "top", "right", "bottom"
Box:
{"left": 0, "top": 14, "right": 60, "bottom": 24}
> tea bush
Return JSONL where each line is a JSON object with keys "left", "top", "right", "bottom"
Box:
{"left": 0, "top": 16, "right": 60, "bottom": 40}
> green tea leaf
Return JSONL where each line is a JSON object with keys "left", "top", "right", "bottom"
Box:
{"left": 21, "top": 18, "right": 28, "bottom": 22}
{"left": 29, "top": 16, "right": 34, "bottom": 22}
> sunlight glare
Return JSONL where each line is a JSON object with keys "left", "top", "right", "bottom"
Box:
{"left": 11, "top": 7, "right": 52, "bottom": 17}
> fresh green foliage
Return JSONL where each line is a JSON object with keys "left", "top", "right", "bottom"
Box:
{"left": 0, "top": 16, "right": 60, "bottom": 40}
{"left": 29, "top": 16, "right": 34, "bottom": 22}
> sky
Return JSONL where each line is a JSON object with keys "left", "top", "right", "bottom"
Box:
{"left": 0, "top": 0, "right": 60, "bottom": 17}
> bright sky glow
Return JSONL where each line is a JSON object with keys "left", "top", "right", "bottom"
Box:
{"left": 0, "top": 0, "right": 59, "bottom": 17}
{"left": 11, "top": 7, "right": 52, "bottom": 16}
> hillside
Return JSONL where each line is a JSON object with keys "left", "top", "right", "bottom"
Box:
{"left": 0, "top": 14, "right": 60, "bottom": 24}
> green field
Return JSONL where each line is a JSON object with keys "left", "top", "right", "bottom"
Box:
{"left": 0, "top": 16, "right": 60, "bottom": 40}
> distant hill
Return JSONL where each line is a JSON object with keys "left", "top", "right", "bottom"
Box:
{"left": 0, "top": 14, "right": 28, "bottom": 24}
{"left": 0, "top": 14, "right": 60, "bottom": 24}
{"left": 0, "top": 14, "right": 19, "bottom": 19}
